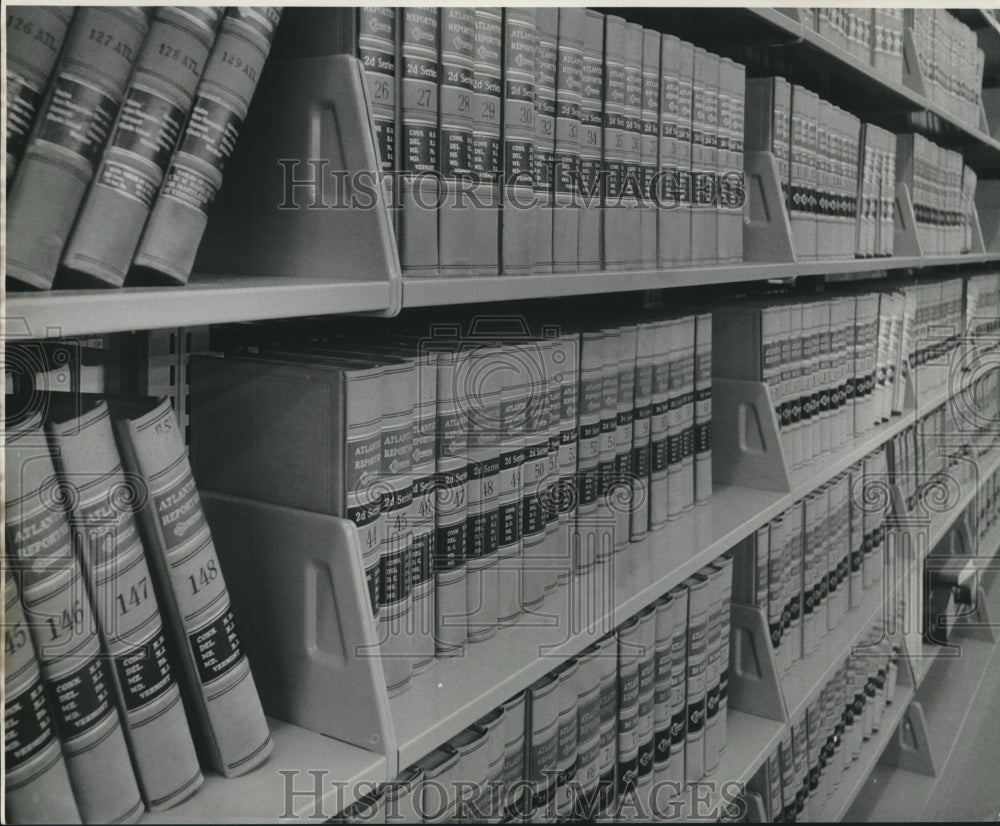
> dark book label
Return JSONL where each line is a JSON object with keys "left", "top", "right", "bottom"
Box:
{"left": 638, "top": 736, "right": 655, "bottom": 778}
{"left": 6, "top": 75, "right": 42, "bottom": 164}
{"left": 617, "top": 752, "right": 639, "bottom": 794}
{"left": 435, "top": 520, "right": 468, "bottom": 571}
{"left": 36, "top": 75, "right": 118, "bottom": 167}
{"left": 5, "top": 678, "right": 56, "bottom": 771}
{"left": 111, "top": 86, "right": 187, "bottom": 172}
{"left": 381, "top": 546, "right": 410, "bottom": 605}
{"left": 696, "top": 420, "right": 712, "bottom": 454}
{"left": 187, "top": 606, "right": 246, "bottom": 685}
{"left": 404, "top": 123, "right": 438, "bottom": 173}
{"left": 410, "top": 532, "right": 435, "bottom": 588}
{"left": 177, "top": 94, "right": 242, "bottom": 175}
{"left": 114, "top": 630, "right": 174, "bottom": 712}
{"left": 687, "top": 696, "right": 705, "bottom": 734}
{"left": 49, "top": 656, "right": 115, "bottom": 739}
{"left": 654, "top": 727, "right": 671, "bottom": 766}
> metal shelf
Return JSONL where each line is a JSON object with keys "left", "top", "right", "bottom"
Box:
{"left": 4, "top": 275, "right": 391, "bottom": 339}
{"left": 139, "top": 718, "right": 387, "bottom": 824}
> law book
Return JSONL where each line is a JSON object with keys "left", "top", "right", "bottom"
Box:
{"left": 497, "top": 350, "right": 527, "bottom": 626}
{"left": 615, "top": 616, "right": 641, "bottom": 801}
{"left": 46, "top": 398, "right": 203, "bottom": 811}
{"left": 597, "top": 328, "right": 621, "bottom": 559}
{"left": 815, "top": 100, "right": 833, "bottom": 260}
{"left": 62, "top": 7, "right": 224, "bottom": 286}
{"left": 596, "top": 633, "right": 618, "bottom": 814}
{"left": 577, "top": 11, "right": 604, "bottom": 272}
{"left": 115, "top": 396, "right": 272, "bottom": 776}
{"left": 475, "top": 707, "right": 506, "bottom": 822}
{"left": 635, "top": 606, "right": 657, "bottom": 801}
{"left": 788, "top": 85, "right": 815, "bottom": 262}
{"left": 450, "top": 724, "right": 491, "bottom": 822}
{"left": 436, "top": 8, "right": 475, "bottom": 277}
{"left": 397, "top": 8, "right": 439, "bottom": 276}
{"left": 576, "top": 329, "right": 604, "bottom": 573}
{"left": 769, "top": 515, "right": 791, "bottom": 676}
{"left": 553, "top": 660, "right": 580, "bottom": 819}
{"left": 131, "top": 8, "right": 280, "bottom": 284}
{"left": 652, "top": 594, "right": 674, "bottom": 784}
{"left": 527, "top": 673, "right": 561, "bottom": 820}
{"left": 469, "top": 7, "right": 502, "bottom": 278}
{"left": 791, "top": 719, "right": 808, "bottom": 821}
{"left": 614, "top": 325, "right": 638, "bottom": 553}
{"left": 847, "top": 461, "right": 865, "bottom": 614}
{"left": 418, "top": 745, "right": 461, "bottom": 823}
{"left": 690, "top": 48, "right": 718, "bottom": 265}
{"left": 701, "top": 564, "right": 723, "bottom": 777}
{"left": 872, "top": 293, "right": 893, "bottom": 426}
{"left": 785, "top": 502, "right": 805, "bottom": 665}
{"left": 501, "top": 692, "right": 527, "bottom": 820}
{"left": 6, "top": 415, "right": 144, "bottom": 823}
{"left": 630, "top": 322, "right": 654, "bottom": 542}
{"left": 464, "top": 346, "right": 502, "bottom": 644}
{"left": 648, "top": 319, "right": 671, "bottom": 531}
{"left": 683, "top": 573, "right": 710, "bottom": 783}
{"left": 725, "top": 58, "right": 746, "bottom": 264}
{"left": 817, "top": 301, "right": 834, "bottom": 456}
{"left": 709, "top": 554, "right": 733, "bottom": 767}
{"left": 533, "top": 9, "right": 558, "bottom": 275}
{"left": 552, "top": 7, "right": 583, "bottom": 273}
{"left": 5, "top": 6, "right": 74, "bottom": 182}
{"left": 797, "top": 301, "right": 817, "bottom": 469}
{"left": 621, "top": 23, "right": 644, "bottom": 269}
{"left": 574, "top": 644, "right": 603, "bottom": 816}
{"left": 801, "top": 492, "right": 822, "bottom": 659}
{"left": 638, "top": 28, "right": 660, "bottom": 270}
{"left": 7, "top": 7, "right": 151, "bottom": 289}
{"left": 542, "top": 339, "right": 563, "bottom": 593}
{"left": 675, "top": 40, "right": 696, "bottom": 267}
{"left": 4, "top": 571, "right": 82, "bottom": 825}
{"left": 693, "top": 312, "right": 712, "bottom": 506}
{"left": 602, "top": 15, "right": 628, "bottom": 270}
{"left": 554, "top": 333, "right": 580, "bottom": 585}
{"left": 665, "top": 583, "right": 688, "bottom": 786}
{"left": 521, "top": 342, "right": 551, "bottom": 609}
{"left": 668, "top": 315, "right": 696, "bottom": 519}
{"left": 657, "top": 35, "right": 684, "bottom": 268}
{"left": 828, "top": 476, "right": 849, "bottom": 631}
{"left": 499, "top": 8, "right": 536, "bottom": 276}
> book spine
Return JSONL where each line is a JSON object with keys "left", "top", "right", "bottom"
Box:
{"left": 521, "top": 344, "right": 551, "bottom": 608}
{"left": 574, "top": 647, "right": 602, "bottom": 812}
{"left": 553, "top": 661, "right": 580, "bottom": 819}
{"left": 552, "top": 8, "right": 583, "bottom": 273}
{"left": 786, "top": 503, "right": 804, "bottom": 664}
{"left": 3, "top": 572, "right": 82, "bottom": 825}
{"left": 711, "top": 555, "right": 733, "bottom": 767}
{"left": 500, "top": 8, "right": 535, "bottom": 276}
{"left": 437, "top": 7, "right": 475, "bottom": 276}
{"left": 578, "top": 11, "right": 604, "bottom": 272}
{"left": 501, "top": 693, "right": 527, "bottom": 819}
{"left": 652, "top": 595, "right": 673, "bottom": 783}
{"left": 497, "top": 362, "right": 526, "bottom": 626}
{"left": 470, "top": 7, "right": 502, "bottom": 277}
{"left": 576, "top": 331, "right": 604, "bottom": 573}
{"left": 434, "top": 352, "right": 469, "bottom": 654}
{"left": 63, "top": 7, "right": 223, "bottom": 285}
{"left": 118, "top": 398, "right": 272, "bottom": 776}
{"left": 359, "top": 8, "right": 399, "bottom": 213}
{"left": 631, "top": 326, "right": 654, "bottom": 542}
{"left": 602, "top": 16, "right": 627, "bottom": 270}
{"left": 666, "top": 584, "right": 688, "bottom": 786}
{"left": 622, "top": 23, "right": 643, "bottom": 269}
{"left": 639, "top": 28, "right": 660, "bottom": 270}
{"left": 5, "top": 427, "right": 144, "bottom": 822}
{"left": 616, "top": 617, "right": 641, "bottom": 802}
{"left": 5, "top": 6, "right": 74, "bottom": 181}
{"left": 690, "top": 49, "right": 715, "bottom": 264}
{"left": 132, "top": 8, "right": 281, "bottom": 284}
{"left": 769, "top": 517, "right": 789, "bottom": 675}
{"left": 410, "top": 352, "right": 438, "bottom": 672}
{"left": 693, "top": 312, "right": 712, "bottom": 506}
{"left": 533, "top": 9, "right": 558, "bottom": 274}
{"left": 725, "top": 59, "right": 745, "bottom": 263}
{"left": 398, "top": 8, "right": 440, "bottom": 276}
{"left": 649, "top": 321, "right": 670, "bottom": 531}
{"left": 669, "top": 316, "right": 695, "bottom": 518}
{"left": 556, "top": 335, "right": 580, "bottom": 584}
{"left": 474, "top": 709, "right": 505, "bottom": 821}
{"left": 597, "top": 329, "right": 620, "bottom": 561}
{"left": 684, "top": 574, "right": 710, "bottom": 783}
{"left": 7, "top": 6, "right": 150, "bottom": 289}
{"left": 614, "top": 326, "right": 637, "bottom": 552}
{"left": 636, "top": 606, "right": 657, "bottom": 800}
{"left": 528, "top": 675, "right": 560, "bottom": 820}
{"left": 596, "top": 634, "right": 618, "bottom": 814}
{"left": 802, "top": 494, "right": 819, "bottom": 658}
{"left": 702, "top": 566, "right": 723, "bottom": 776}
{"left": 378, "top": 363, "right": 416, "bottom": 695}
{"left": 48, "top": 403, "right": 204, "bottom": 810}
{"left": 466, "top": 349, "right": 501, "bottom": 644}
{"left": 543, "top": 341, "right": 562, "bottom": 593}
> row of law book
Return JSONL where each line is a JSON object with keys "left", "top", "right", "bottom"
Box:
{"left": 714, "top": 290, "right": 910, "bottom": 473}
{"left": 798, "top": 8, "right": 905, "bottom": 86}
{"left": 4, "top": 396, "right": 270, "bottom": 824}
{"left": 334, "top": 556, "right": 734, "bottom": 823}
{"left": 897, "top": 133, "right": 980, "bottom": 257}
{"left": 190, "top": 307, "right": 713, "bottom": 697}
{"left": 6, "top": 6, "right": 281, "bottom": 291}
{"left": 907, "top": 9, "right": 987, "bottom": 131}
{"left": 274, "top": 7, "right": 746, "bottom": 277}
{"left": 902, "top": 277, "right": 968, "bottom": 407}
{"left": 748, "top": 625, "right": 900, "bottom": 823}
{"left": 745, "top": 76, "right": 897, "bottom": 261}
{"left": 731, "top": 448, "right": 889, "bottom": 677}
{"left": 967, "top": 272, "right": 1000, "bottom": 347}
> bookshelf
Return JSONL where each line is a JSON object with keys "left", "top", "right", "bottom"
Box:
{"left": 5, "top": 5, "right": 999, "bottom": 824}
